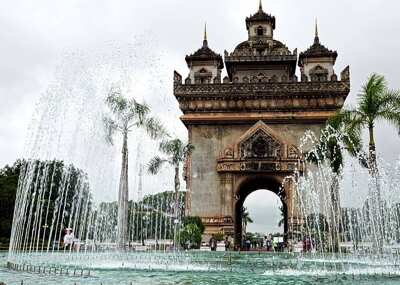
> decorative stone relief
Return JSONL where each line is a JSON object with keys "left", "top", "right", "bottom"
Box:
{"left": 309, "top": 65, "right": 328, "bottom": 82}
{"left": 224, "top": 147, "right": 234, "bottom": 158}
{"left": 240, "top": 129, "right": 281, "bottom": 159}
{"left": 341, "top": 66, "right": 350, "bottom": 82}
{"left": 288, "top": 145, "right": 299, "bottom": 159}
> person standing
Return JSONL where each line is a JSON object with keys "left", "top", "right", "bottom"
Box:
{"left": 245, "top": 239, "right": 251, "bottom": 251}
{"left": 210, "top": 235, "right": 217, "bottom": 251}
{"left": 63, "top": 228, "right": 74, "bottom": 251}
{"left": 224, "top": 236, "right": 231, "bottom": 251}
{"left": 272, "top": 238, "right": 277, "bottom": 252}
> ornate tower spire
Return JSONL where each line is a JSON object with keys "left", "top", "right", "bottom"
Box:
{"left": 203, "top": 23, "right": 208, "bottom": 47}
{"left": 259, "top": 0, "right": 263, "bottom": 11}
{"left": 314, "top": 18, "right": 320, "bottom": 44}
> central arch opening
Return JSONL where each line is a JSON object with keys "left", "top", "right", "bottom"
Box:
{"left": 234, "top": 176, "right": 288, "bottom": 249}
{"left": 243, "top": 190, "right": 283, "bottom": 231}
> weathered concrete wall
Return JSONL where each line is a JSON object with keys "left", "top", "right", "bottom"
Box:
{"left": 189, "top": 122, "right": 323, "bottom": 218}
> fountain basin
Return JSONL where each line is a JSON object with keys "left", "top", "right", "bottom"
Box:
{"left": 2, "top": 251, "right": 400, "bottom": 285}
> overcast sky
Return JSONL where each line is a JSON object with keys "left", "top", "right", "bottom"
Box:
{"left": 1, "top": 0, "right": 400, "bottom": 234}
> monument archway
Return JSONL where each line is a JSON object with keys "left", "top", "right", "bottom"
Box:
{"left": 235, "top": 175, "right": 288, "bottom": 247}
{"left": 210, "top": 120, "right": 301, "bottom": 243}
{"left": 173, "top": 4, "right": 350, "bottom": 244}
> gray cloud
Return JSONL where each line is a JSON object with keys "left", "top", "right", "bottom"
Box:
{"left": 1, "top": 0, "right": 399, "bottom": 229}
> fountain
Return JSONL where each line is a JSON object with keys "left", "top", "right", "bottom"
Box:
{"left": 2, "top": 39, "right": 400, "bottom": 285}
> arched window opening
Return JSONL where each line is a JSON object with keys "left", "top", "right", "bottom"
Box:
{"left": 257, "top": 26, "right": 264, "bottom": 36}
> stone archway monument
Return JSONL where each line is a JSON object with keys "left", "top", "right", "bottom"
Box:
{"left": 173, "top": 3, "right": 350, "bottom": 245}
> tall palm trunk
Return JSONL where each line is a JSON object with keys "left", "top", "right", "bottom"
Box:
{"left": 330, "top": 175, "right": 341, "bottom": 252}
{"left": 117, "top": 130, "right": 129, "bottom": 249}
{"left": 174, "top": 166, "right": 180, "bottom": 217}
{"left": 368, "top": 125, "right": 378, "bottom": 175}
{"left": 368, "top": 125, "right": 384, "bottom": 252}
{"left": 173, "top": 166, "right": 180, "bottom": 248}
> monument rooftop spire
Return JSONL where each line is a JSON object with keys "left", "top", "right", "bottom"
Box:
{"left": 203, "top": 23, "right": 208, "bottom": 47}
{"left": 246, "top": 0, "right": 275, "bottom": 30}
{"left": 185, "top": 24, "right": 224, "bottom": 69}
{"left": 299, "top": 20, "right": 338, "bottom": 67}
{"left": 314, "top": 18, "right": 320, "bottom": 44}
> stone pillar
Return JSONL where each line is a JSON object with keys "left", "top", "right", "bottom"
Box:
{"left": 222, "top": 173, "right": 233, "bottom": 216}
{"left": 220, "top": 173, "right": 234, "bottom": 235}
{"left": 283, "top": 178, "right": 302, "bottom": 245}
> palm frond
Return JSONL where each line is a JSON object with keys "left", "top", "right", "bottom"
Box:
{"left": 183, "top": 143, "right": 195, "bottom": 158}
{"left": 307, "top": 109, "right": 365, "bottom": 173}
{"left": 143, "top": 117, "right": 168, "bottom": 140}
{"left": 358, "top": 74, "right": 386, "bottom": 123}
{"left": 159, "top": 139, "right": 181, "bottom": 155}
{"left": 378, "top": 90, "right": 400, "bottom": 111}
{"left": 360, "top": 74, "right": 386, "bottom": 101}
{"left": 147, "top": 156, "right": 169, "bottom": 175}
{"left": 103, "top": 116, "right": 119, "bottom": 145}
{"left": 106, "top": 87, "right": 128, "bottom": 115}
{"left": 378, "top": 110, "right": 400, "bottom": 130}
{"left": 128, "top": 99, "right": 150, "bottom": 124}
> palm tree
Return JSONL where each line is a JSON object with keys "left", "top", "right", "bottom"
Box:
{"left": 104, "top": 87, "right": 167, "bottom": 248}
{"left": 341, "top": 73, "right": 400, "bottom": 175}
{"left": 306, "top": 112, "right": 364, "bottom": 252}
{"left": 147, "top": 138, "right": 194, "bottom": 241}
{"left": 278, "top": 205, "right": 285, "bottom": 228}
{"left": 240, "top": 207, "right": 253, "bottom": 237}
{"left": 345, "top": 74, "right": 400, "bottom": 250}
{"left": 329, "top": 73, "right": 400, "bottom": 251}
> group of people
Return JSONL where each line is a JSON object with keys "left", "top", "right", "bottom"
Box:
{"left": 241, "top": 235, "right": 285, "bottom": 252}
{"left": 207, "top": 234, "right": 287, "bottom": 252}
{"left": 208, "top": 235, "right": 233, "bottom": 251}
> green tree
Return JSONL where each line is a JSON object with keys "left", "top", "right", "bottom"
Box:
{"left": 181, "top": 216, "right": 205, "bottom": 234}
{"left": 240, "top": 207, "right": 253, "bottom": 237}
{"left": 95, "top": 191, "right": 187, "bottom": 245}
{"left": 339, "top": 73, "right": 400, "bottom": 175}
{"left": 147, "top": 139, "right": 194, "bottom": 221}
{"left": 0, "top": 160, "right": 22, "bottom": 246}
{"left": 178, "top": 223, "right": 202, "bottom": 249}
{"left": 0, "top": 159, "right": 91, "bottom": 250}
{"left": 104, "top": 87, "right": 166, "bottom": 248}
{"left": 214, "top": 232, "right": 225, "bottom": 242}
{"left": 334, "top": 74, "right": 400, "bottom": 251}
{"left": 306, "top": 112, "right": 364, "bottom": 252}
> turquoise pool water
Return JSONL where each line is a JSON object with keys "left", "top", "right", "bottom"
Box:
{"left": 2, "top": 251, "right": 400, "bottom": 285}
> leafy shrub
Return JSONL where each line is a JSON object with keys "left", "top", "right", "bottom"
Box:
{"left": 178, "top": 223, "right": 202, "bottom": 249}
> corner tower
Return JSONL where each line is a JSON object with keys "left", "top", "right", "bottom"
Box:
{"left": 173, "top": 2, "right": 350, "bottom": 246}
{"left": 299, "top": 21, "right": 339, "bottom": 82}
{"left": 184, "top": 25, "right": 224, "bottom": 85}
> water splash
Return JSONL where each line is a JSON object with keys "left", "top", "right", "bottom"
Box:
{"left": 8, "top": 36, "right": 186, "bottom": 263}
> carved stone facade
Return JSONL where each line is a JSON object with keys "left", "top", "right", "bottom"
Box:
{"left": 174, "top": 3, "right": 349, "bottom": 245}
